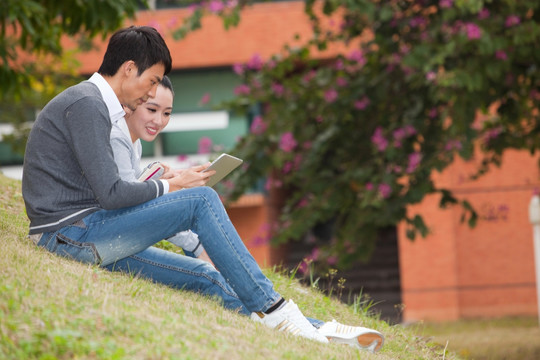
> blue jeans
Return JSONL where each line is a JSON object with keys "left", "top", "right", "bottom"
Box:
{"left": 35, "top": 186, "right": 324, "bottom": 327}
{"left": 36, "top": 186, "right": 279, "bottom": 314}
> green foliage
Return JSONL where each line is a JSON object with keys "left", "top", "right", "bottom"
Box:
{"left": 0, "top": 0, "right": 143, "bottom": 98}
{"left": 181, "top": 1, "right": 539, "bottom": 269}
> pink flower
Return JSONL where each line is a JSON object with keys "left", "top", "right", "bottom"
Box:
{"left": 371, "top": 127, "right": 388, "bottom": 152}
{"left": 226, "top": 0, "right": 238, "bottom": 9}
{"left": 404, "top": 124, "right": 417, "bottom": 136}
{"left": 147, "top": 20, "right": 162, "bottom": 34}
{"left": 279, "top": 132, "right": 297, "bottom": 152}
{"left": 484, "top": 126, "right": 503, "bottom": 143}
{"left": 426, "top": 71, "right": 436, "bottom": 81}
{"left": 439, "top": 0, "right": 453, "bottom": 8}
{"left": 354, "top": 96, "right": 370, "bottom": 110}
{"left": 302, "top": 70, "right": 316, "bottom": 84}
{"left": 336, "top": 77, "right": 348, "bottom": 87}
{"left": 207, "top": 0, "right": 224, "bottom": 13}
{"left": 495, "top": 50, "right": 508, "bottom": 61}
{"left": 198, "top": 137, "right": 213, "bottom": 154}
{"left": 347, "top": 50, "right": 366, "bottom": 66}
{"left": 505, "top": 15, "right": 520, "bottom": 28}
{"left": 478, "top": 8, "right": 490, "bottom": 20}
{"left": 324, "top": 89, "right": 338, "bottom": 103}
{"left": 232, "top": 63, "right": 244, "bottom": 75}
{"left": 464, "top": 23, "right": 482, "bottom": 40}
{"left": 271, "top": 82, "right": 285, "bottom": 96}
{"left": 298, "top": 259, "right": 310, "bottom": 275}
{"left": 167, "top": 17, "right": 178, "bottom": 28}
{"left": 409, "top": 17, "right": 427, "bottom": 28}
{"left": 250, "top": 115, "right": 267, "bottom": 135}
{"left": 310, "top": 247, "right": 320, "bottom": 261}
{"left": 406, "top": 152, "right": 422, "bottom": 173}
{"left": 296, "top": 197, "right": 309, "bottom": 208}
{"left": 247, "top": 53, "right": 263, "bottom": 70}
{"left": 334, "top": 59, "right": 345, "bottom": 70}
{"left": 366, "top": 182, "right": 374, "bottom": 191}
{"left": 444, "top": 139, "right": 462, "bottom": 151}
{"left": 327, "top": 255, "right": 337, "bottom": 266}
{"left": 282, "top": 161, "right": 294, "bottom": 175}
{"left": 234, "top": 84, "right": 250, "bottom": 96}
{"left": 264, "top": 177, "right": 282, "bottom": 191}
{"left": 199, "top": 93, "right": 211, "bottom": 105}
{"left": 378, "top": 183, "right": 392, "bottom": 199}
{"left": 393, "top": 127, "right": 411, "bottom": 147}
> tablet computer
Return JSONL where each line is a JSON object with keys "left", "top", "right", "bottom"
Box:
{"left": 203, "top": 153, "right": 243, "bottom": 187}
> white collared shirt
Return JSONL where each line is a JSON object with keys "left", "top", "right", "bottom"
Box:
{"left": 89, "top": 72, "right": 169, "bottom": 193}
{"left": 88, "top": 73, "right": 125, "bottom": 125}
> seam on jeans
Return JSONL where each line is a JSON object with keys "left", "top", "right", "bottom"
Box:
{"left": 56, "top": 232, "right": 102, "bottom": 264}
{"left": 128, "top": 253, "right": 240, "bottom": 300}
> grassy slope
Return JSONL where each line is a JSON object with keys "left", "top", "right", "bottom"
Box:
{"left": 0, "top": 174, "right": 459, "bottom": 360}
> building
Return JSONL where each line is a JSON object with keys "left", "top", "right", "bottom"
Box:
{"left": 1, "top": 0, "right": 538, "bottom": 324}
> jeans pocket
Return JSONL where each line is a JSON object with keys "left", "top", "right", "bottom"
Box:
{"left": 49, "top": 232, "right": 102, "bottom": 265}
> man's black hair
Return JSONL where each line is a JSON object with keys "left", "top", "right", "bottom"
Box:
{"left": 98, "top": 26, "right": 172, "bottom": 77}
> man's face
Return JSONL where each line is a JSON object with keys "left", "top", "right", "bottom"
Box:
{"left": 121, "top": 62, "right": 166, "bottom": 112}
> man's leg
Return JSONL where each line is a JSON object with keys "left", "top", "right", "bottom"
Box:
{"left": 38, "top": 187, "right": 280, "bottom": 312}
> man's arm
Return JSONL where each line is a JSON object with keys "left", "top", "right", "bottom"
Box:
{"left": 65, "top": 97, "right": 163, "bottom": 209}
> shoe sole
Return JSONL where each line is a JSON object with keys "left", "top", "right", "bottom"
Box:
{"left": 328, "top": 332, "right": 384, "bottom": 353}
{"left": 357, "top": 333, "right": 384, "bottom": 352}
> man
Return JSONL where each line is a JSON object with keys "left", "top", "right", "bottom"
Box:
{"left": 23, "top": 26, "right": 339, "bottom": 344}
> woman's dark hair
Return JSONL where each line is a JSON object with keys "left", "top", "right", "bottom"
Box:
{"left": 98, "top": 26, "right": 172, "bottom": 77}
{"left": 160, "top": 75, "right": 174, "bottom": 97}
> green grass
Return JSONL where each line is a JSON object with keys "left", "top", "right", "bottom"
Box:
{"left": 0, "top": 173, "right": 461, "bottom": 359}
{"left": 411, "top": 316, "right": 540, "bottom": 360}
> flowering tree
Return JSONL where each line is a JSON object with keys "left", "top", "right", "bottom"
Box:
{"left": 179, "top": 0, "right": 540, "bottom": 268}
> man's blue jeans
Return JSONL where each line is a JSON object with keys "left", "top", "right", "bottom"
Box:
{"left": 36, "top": 186, "right": 280, "bottom": 315}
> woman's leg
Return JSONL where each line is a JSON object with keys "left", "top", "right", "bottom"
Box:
{"left": 104, "top": 246, "right": 250, "bottom": 315}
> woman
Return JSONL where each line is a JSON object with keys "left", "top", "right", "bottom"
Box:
{"left": 110, "top": 76, "right": 210, "bottom": 262}
{"left": 109, "top": 76, "right": 384, "bottom": 352}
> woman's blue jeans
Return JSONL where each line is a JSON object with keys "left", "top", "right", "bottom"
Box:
{"left": 36, "top": 186, "right": 280, "bottom": 315}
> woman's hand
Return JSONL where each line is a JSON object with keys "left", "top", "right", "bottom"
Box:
{"left": 167, "top": 163, "right": 215, "bottom": 192}
{"left": 159, "top": 163, "right": 174, "bottom": 179}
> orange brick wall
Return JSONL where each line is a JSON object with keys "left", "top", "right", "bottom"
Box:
{"left": 225, "top": 194, "right": 271, "bottom": 267}
{"left": 399, "top": 150, "right": 540, "bottom": 322}
{"left": 70, "top": 2, "right": 351, "bottom": 74}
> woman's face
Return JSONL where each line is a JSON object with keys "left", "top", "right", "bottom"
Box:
{"left": 125, "top": 84, "right": 173, "bottom": 143}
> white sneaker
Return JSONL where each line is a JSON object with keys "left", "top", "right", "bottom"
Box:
{"left": 251, "top": 300, "right": 329, "bottom": 343}
{"left": 317, "top": 319, "right": 384, "bottom": 352}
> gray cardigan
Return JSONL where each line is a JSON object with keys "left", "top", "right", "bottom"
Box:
{"left": 22, "top": 81, "right": 164, "bottom": 234}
